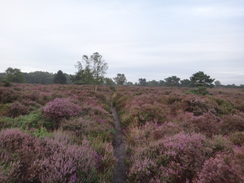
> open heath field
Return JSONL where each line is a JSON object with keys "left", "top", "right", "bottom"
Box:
{"left": 0, "top": 84, "right": 243, "bottom": 183}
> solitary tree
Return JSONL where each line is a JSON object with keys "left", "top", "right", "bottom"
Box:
{"left": 74, "top": 52, "right": 108, "bottom": 91}
{"left": 5, "top": 67, "right": 24, "bottom": 83}
{"left": 53, "top": 70, "right": 67, "bottom": 84}
{"left": 164, "top": 76, "right": 180, "bottom": 87}
{"left": 190, "top": 71, "right": 215, "bottom": 87}
{"left": 113, "top": 73, "right": 127, "bottom": 85}
{"left": 72, "top": 61, "right": 94, "bottom": 84}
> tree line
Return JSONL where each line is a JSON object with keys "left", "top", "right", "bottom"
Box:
{"left": 0, "top": 52, "right": 243, "bottom": 88}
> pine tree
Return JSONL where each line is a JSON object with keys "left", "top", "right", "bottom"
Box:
{"left": 53, "top": 70, "right": 67, "bottom": 84}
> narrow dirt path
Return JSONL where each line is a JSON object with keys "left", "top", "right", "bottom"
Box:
{"left": 111, "top": 102, "right": 127, "bottom": 183}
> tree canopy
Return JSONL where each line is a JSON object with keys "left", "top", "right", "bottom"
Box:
{"left": 73, "top": 52, "right": 108, "bottom": 91}
{"left": 24, "top": 71, "right": 54, "bottom": 84}
{"left": 138, "top": 78, "right": 147, "bottom": 86}
{"left": 113, "top": 73, "right": 127, "bottom": 85}
{"left": 190, "top": 71, "right": 215, "bottom": 87}
{"left": 5, "top": 67, "right": 24, "bottom": 83}
{"left": 164, "top": 76, "right": 180, "bottom": 87}
{"left": 53, "top": 70, "right": 67, "bottom": 84}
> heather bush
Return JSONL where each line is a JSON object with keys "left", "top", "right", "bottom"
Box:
{"left": 95, "top": 92, "right": 109, "bottom": 105}
{"left": 62, "top": 117, "right": 113, "bottom": 142}
{"left": 179, "top": 112, "right": 222, "bottom": 137}
{"left": 121, "top": 97, "right": 169, "bottom": 126}
{"left": 194, "top": 146, "right": 244, "bottom": 183}
{"left": 221, "top": 113, "right": 244, "bottom": 134}
{"left": 183, "top": 97, "right": 209, "bottom": 116}
{"left": 237, "top": 101, "right": 244, "bottom": 112}
{"left": 136, "top": 103, "right": 168, "bottom": 125}
{"left": 229, "top": 131, "right": 244, "bottom": 146}
{"left": 126, "top": 122, "right": 181, "bottom": 147}
{"left": 88, "top": 141, "right": 115, "bottom": 182}
{"left": 120, "top": 112, "right": 134, "bottom": 127}
{"left": 0, "top": 128, "right": 101, "bottom": 183}
{"left": 167, "top": 94, "right": 182, "bottom": 105}
{"left": 62, "top": 117, "right": 95, "bottom": 138}
{"left": 22, "top": 91, "right": 40, "bottom": 102}
{"left": 128, "top": 133, "right": 211, "bottom": 183}
{"left": 0, "top": 128, "right": 43, "bottom": 182}
{"left": 82, "top": 104, "right": 112, "bottom": 124}
{"left": 0, "top": 87, "right": 18, "bottom": 103}
{"left": 7, "top": 101, "right": 30, "bottom": 117}
{"left": 213, "top": 98, "right": 235, "bottom": 115}
{"left": 207, "top": 135, "right": 232, "bottom": 155}
{"left": 39, "top": 137, "right": 99, "bottom": 183}
{"left": 129, "top": 157, "right": 157, "bottom": 182}
{"left": 62, "top": 118, "right": 115, "bottom": 181}
{"left": 42, "top": 98, "right": 82, "bottom": 123}
{"left": 21, "top": 99, "right": 40, "bottom": 108}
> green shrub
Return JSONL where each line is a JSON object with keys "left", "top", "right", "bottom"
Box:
{"left": 2, "top": 79, "right": 11, "bottom": 87}
{"left": 229, "top": 131, "right": 244, "bottom": 146}
{"left": 187, "top": 87, "right": 209, "bottom": 95}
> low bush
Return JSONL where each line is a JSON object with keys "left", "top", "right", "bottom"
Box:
{"left": 183, "top": 97, "right": 209, "bottom": 116}
{"left": 62, "top": 117, "right": 114, "bottom": 144}
{"left": 179, "top": 112, "right": 222, "bottom": 137}
{"left": 208, "top": 135, "right": 232, "bottom": 155}
{"left": 7, "top": 101, "right": 30, "bottom": 117}
{"left": 194, "top": 146, "right": 244, "bottom": 183}
{"left": 42, "top": 98, "right": 82, "bottom": 122}
{"left": 0, "top": 128, "right": 100, "bottom": 183}
{"left": 0, "top": 87, "right": 18, "bottom": 103}
{"left": 229, "top": 131, "right": 244, "bottom": 146}
{"left": 187, "top": 87, "right": 209, "bottom": 95}
{"left": 2, "top": 79, "right": 11, "bottom": 87}
{"left": 221, "top": 113, "right": 244, "bottom": 134}
{"left": 213, "top": 98, "right": 235, "bottom": 115}
{"left": 128, "top": 133, "right": 211, "bottom": 183}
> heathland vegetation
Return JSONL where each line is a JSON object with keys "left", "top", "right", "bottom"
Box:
{"left": 0, "top": 83, "right": 243, "bottom": 182}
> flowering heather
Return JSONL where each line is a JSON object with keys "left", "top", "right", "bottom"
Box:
{"left": 39, "top": 137, "right": 98, "bottom": 183}
{"left": 1, "top": 84, "right": 244, "bottom": 182}
{"left": 0, "top": 87, "right": 18, "bottom": 103}
{"left": 42, "top": 98, "right": 82, "bottom": 121}
{"left": 128, "top": 132, "right": 211, "bottom": 182}
{"left": 183, "top": 96, "right": 209, "bottom": 116}
{"left": 62, "top": 117, "right": 113, "bottom": 140}
{"left": 0, "top": 128, "right": 100, "bottom": 183}
{"left": 7, "top": 101, "right": 30, "bottom": 117}
{"left": 194, "top": 146, "right": 244, "bottom": 183}
{"left": 0, "top": 128, "right": 43, "bottom": 182}
{"left": 221, "top": 113, "right": 244, "bottom": 134}
{"left": 178, "top": 112, "right": 222, "bottom": 137}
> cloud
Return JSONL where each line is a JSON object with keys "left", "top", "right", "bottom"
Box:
{"left": 0, "top": 0, "right": 243, "bottom": 85}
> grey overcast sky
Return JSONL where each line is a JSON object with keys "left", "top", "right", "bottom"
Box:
{"left": 0, "top": 0, "right": 244, "bottom": 85}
